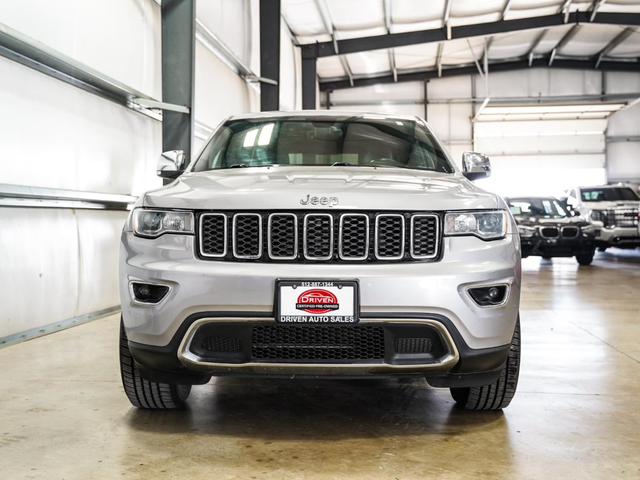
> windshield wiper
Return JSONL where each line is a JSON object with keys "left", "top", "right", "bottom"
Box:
{"left": 228, "top": 163, "right": 249, "bottom": 168}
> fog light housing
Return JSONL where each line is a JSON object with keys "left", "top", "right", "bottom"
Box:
{"left": 468, "top": 285, "right": 508, "bottom": 307}
{"left": 130, "top": 282, "right": 171, "bottom": 305}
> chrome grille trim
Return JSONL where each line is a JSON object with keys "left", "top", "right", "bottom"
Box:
{"left": 267, "top": 213, "right": 298, "bottom": 260}
{"left": 339, "top": 214, "right": 370, "bottom": 261}
{"left": 610, "top": 207, "right": 639, "bottom": 228}
{"left": 232, "top": 213, "right": 262, "bottom": 259}
{"left": 561, "top": 226, "right": 579, "bottom": 238}
{"left": 374, "top": 214, "right": 405, "bottom": 260}
{"left": 410, "top": 214, "right": 439, "bottom": 259}
{"left": 303, "top": 213, "right": 334, "bottom": 261}
{"left": 198, "top": 212, "right": 441, "bottom": 263}
{"left": 199, "top": 213, "right": 228, "bottom": 258}
{"left": 540, "top": 226, "right": 559, "bottom": 239}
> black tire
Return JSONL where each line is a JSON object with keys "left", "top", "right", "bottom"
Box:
{"left": 541, "top": 256, "right": 552, "bottom": 261}
{"left": 119, "top": 317, "right": 191, "bottom": 409}
{"left": 450, "top": 317, "right": 520, "bottom": 411}
{"left": 576, "top": 252, "right": 594, "bottom": 266}
{"left": 597, "top": 246, "right": 608, "bottom": 252}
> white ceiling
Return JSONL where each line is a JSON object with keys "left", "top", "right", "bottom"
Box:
{"left": 281, "top": 0, "right": 640, "bottom": 81}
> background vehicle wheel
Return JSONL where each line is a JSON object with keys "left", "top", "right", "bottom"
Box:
{"left": 120, "top": 317, "right": 191, "bottom": 409}
{"left": 576, "top": 252, "right": 594, "bottom": 266}
{"left": 450, "top": 317, "right": 520, "bottom": 411}
{"left": 541, "top": 256, "right": 552, "bottom": 261}
{"left": 597, "top": 246, "right": 608, "bottom": 252}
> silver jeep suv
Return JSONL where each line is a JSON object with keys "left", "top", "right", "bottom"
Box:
{"left": 119, "top": 112, "right": 521, "bottom": 411}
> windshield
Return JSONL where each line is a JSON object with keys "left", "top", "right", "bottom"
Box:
{"left": 580, "top": 187, "right": 639, "bottom": 202}
{"left": 507, "top": 198, "right": 568, "bottom": 219}
{"left": 192, "top": 117, "right": 455, "bottom": 173}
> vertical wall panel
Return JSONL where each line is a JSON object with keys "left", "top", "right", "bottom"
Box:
{"left": 0, "top": 0, "right": 162, "bottom": 98}
{"left": 0, "top": 55, "right": 162, "bottom": 195}
{"left": 0, "top": 209, "right": 80, "bottom": 338}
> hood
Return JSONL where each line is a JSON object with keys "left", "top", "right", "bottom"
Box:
{"left": 513, "top": 215, "right": 590, "bottom": 227}
{"left": 143, "top": 166, "right": 499, "bottom": 211}
{"left": 581, "top": 201, "right": 640, "bottom": 209}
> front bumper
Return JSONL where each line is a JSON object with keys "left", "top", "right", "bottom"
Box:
{"left": 127, "top": 312, "right": 511, "bottom": 387}
{"left": 595, "top": 226, "right": 640, "bottom": 248}
{"left": 120, "top": 232, "right": 521, "bottom": 352}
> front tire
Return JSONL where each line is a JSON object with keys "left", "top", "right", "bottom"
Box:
{"left": 576, "top": 251, "right": 594, "bottom": 266}
{"left": 450, "top": 317, "right": 520, "bottom": 411}
{"left": 119, "top": 317, "right": 191, "bottom": 409}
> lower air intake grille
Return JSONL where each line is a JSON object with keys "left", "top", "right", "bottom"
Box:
{"left": 251, "top": 325, "right": 385, "bottom": 362}
{"left": 395, "top": 338, "right": 433, "bottom": 354}
{"left": 201, "top": 336, "right": 242, "bottom": 353}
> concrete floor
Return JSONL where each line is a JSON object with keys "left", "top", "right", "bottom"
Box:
{"left": 1, "top": 251, "right": 639, "bottom": 479}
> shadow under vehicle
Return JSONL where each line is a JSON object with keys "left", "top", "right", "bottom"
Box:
{"left": 506, "top": 196, "right": 596, "bottom": 266}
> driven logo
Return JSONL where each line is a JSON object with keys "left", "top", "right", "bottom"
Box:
{"left": 296, "top": 289, "right": 339, "bottom": 314}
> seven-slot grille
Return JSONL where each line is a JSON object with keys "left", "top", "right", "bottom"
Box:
{"left": 198, "top": 212, "right": 440, "bottom": 263}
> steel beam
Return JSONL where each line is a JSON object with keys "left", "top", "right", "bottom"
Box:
{"left": 318, "top": 57, "right": 640, "bottom": 91}
{"left": 304, "top": 12, "right": 640, "bottom": 58}
{"left": 323, "top": 93, "right": 640, "bottom": 107}
{"left": 302, "top": 55, "right": 317, "bottom": 109}
{"left": 436, "top": 42, "right": 444, "bottom": 77}
{"left": 559, "top": 0, "right": 573, "bottom": 15}
{"left": 595, "top": 27, "right": 635, "bottom": 68}
{"left": 162, "top": 0, "right": 195, "bottom": 165}
{"left": 527, "top": 30, "right": 548, "bottom": 66}
{"left": 501, "top": 0, "right": 513, "bottom": 21}
{"left": 443, "top": 0, "right": 453, "bottom": 28}
{"left": 548, "top": 24, "right": 580, "bottom": 66}
{"left": 0, "top": 184, "right": 135, "bottom": 210}
{"left": 384, "top": 0, "right": 397, "bottom": 82}
{"left": 260, "top": 0, "right": 281, "bottom": 111}
{"left": 0, "top": 21, "right": 158, "bottom": 118}
{"left": 590, "top": 0, "right": 607, "bottom": 22}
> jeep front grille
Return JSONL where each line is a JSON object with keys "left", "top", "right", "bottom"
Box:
{"left": 197, "top": 211, "right": 440, "bottom": 263}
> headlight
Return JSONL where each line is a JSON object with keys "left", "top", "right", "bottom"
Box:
{"left": 517, "top": 226, "right": 536, "bottom": 238}
{"left": 444, "top": 211, "right": 508, "bottom": 240}
{"left": 132, "top": 209, "right": 194, "bottom": 238}
{"left": 589, "top": 210, "right": 605, "bottom": 222}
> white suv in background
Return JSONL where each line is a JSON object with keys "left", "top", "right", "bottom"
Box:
{"left": 565, "top": 185, "right": 640, "bottom": 250}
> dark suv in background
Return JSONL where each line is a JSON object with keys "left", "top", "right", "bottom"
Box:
{"left": 506, "top": 197, "right": 596, "bottom": 265}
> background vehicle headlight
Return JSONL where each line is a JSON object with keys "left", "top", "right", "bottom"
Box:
{"left": 444, "top": 211, "right": 508, "bottom": 240}
{"left": 518, "top": 226, "right": 536, "bottom": 238}
{"left": 132, "top": 209, "right": 194, "bottom": 238}
{"left": 589, "top": 210, "right": 604, "bottom": 222}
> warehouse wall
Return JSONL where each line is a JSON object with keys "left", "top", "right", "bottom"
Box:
{"left": 0, "top": 0, "right": 299, "bottom": 341}
{"left": 604, "top": 72, "right": 640, "bottom": 184}
{"left": 326, "top": 68, "right": 640, "bottom": 194}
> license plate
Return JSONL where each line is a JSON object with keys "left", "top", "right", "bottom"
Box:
{"left": 276, "top": 280, "right": 359, "bottom": 324}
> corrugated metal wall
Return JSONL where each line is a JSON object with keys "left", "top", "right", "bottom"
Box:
{"left": 0, "top": 0, "right": 301, "bottom": 341}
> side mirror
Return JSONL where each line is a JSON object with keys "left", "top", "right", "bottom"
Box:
{"left": 462, "top": 152, "right": 491, "bottom": 181}
{"left": 157, "top": 150, "right": 187, "bottom": 179}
